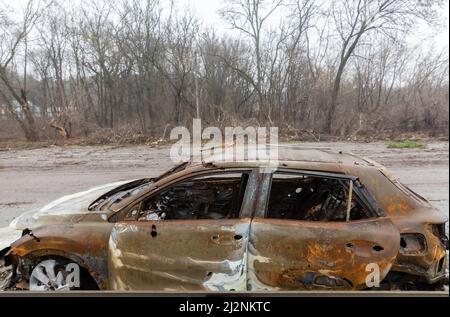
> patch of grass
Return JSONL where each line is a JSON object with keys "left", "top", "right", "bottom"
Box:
{"left": 386, "top": 140, "right": 425, "bottom": 149}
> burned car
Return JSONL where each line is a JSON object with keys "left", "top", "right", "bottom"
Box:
{"left": 0, "top": 146, "right": 447, "bottom": 291}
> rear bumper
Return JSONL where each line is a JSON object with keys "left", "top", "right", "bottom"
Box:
{"left": 392, "top": 250, "right": 448, "bottom": 284}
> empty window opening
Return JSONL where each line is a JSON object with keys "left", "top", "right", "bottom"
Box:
{"left": 266, "top": 173, "right": 371, "bottom": 221}
{"left": 127, "top": 173, "right": 249, "bottom": 221}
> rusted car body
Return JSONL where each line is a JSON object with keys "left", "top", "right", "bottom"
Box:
{"left": 0, "top": 146, "right": 447, "bottom": 291}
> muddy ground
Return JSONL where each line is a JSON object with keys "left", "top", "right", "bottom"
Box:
{"left": 0, "top": 141, "right": 448, "bottom": 290}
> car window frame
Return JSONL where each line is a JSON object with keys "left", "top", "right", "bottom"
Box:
{"left": 255, "top": 168, "right": 385, "bottom": 220}
{"left": 109, "top": 167, "right": 258, "bottom": 222}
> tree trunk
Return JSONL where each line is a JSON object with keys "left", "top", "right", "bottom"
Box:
{"left": 325, "top": 62, "right": 345, "bottom": 134}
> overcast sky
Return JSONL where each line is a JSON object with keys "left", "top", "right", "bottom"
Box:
{"left": 187, "top": 0, "right": 449, "bottom": 51}
{"left": 3, "top": 0, "right": 449, "bottom": 51}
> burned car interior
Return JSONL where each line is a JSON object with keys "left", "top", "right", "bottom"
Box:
{"left": 267, "top": 174, "right": 371, "bottom": 221}
{"left": 124, "top": 173, "right": 249, "bottom": 221}
{"left": 121, "top": 170, "right": 373, "bottom": 222}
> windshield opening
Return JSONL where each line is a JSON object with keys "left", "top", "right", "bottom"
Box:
{"left": 88, "top": 178, "right": 153, "bottom": 211}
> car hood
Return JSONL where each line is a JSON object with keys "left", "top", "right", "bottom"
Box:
{"left": 0, "top": 180, "right": 131, "bottom": 252}
{"left": 9, "top": 180, "right": 131, "bottom": 230}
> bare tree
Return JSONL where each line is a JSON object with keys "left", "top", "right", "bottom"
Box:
{"left": 220, "top": 0, "right": 285, "bottom": 124}
{"left": 324, "top": 0, "right": 443, "bottom": 133}
{"left": 0, "top": 0, "right": 447, "bottom": 142}
{"left": 0, "top": 0, "right": 45, "bottom": 141}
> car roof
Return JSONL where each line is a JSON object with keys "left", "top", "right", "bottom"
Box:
{"left": 195, "top": 144, "right": 374, "bottom": 168}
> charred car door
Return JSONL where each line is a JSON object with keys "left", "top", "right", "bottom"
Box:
{"left": 248, "top": 170, "right": 400, "bottom": 290}
{"left": 108, "top": 170, "right": 259, "bottom": 291}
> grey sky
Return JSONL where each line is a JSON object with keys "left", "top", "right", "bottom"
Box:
{"left": 3, "top": 0, "right": 449, "bottom": 51}
{"left": 188, "top": 0, "right": 449, "bottom": 51}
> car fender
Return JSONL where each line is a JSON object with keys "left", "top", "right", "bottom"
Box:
{"left": 8, "top": 223, "right": 113, "bottom": 290}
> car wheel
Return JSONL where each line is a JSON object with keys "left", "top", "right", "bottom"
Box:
{"left": 29, "top": 259, "right": 79, "bottom": 291}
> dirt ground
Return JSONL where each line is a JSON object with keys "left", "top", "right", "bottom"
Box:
{"left": 0, "top": 141, "right": 448, "bottom": 228}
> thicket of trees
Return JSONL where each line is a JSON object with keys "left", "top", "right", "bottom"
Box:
{"left": 0, "top": 0, "right": 448, "bottom": 142}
